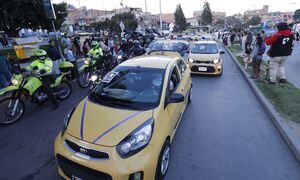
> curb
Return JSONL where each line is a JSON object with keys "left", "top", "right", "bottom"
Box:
{"left": 224, "top": 46, "right": 300, "bottom": 163}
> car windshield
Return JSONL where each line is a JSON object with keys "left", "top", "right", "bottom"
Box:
{"left": 89, "top": 66, "right": 164, "bottom": 110}
{"left": 150, "top": 42, "right": 188, "bottom": 53}
{"left": 191, "top": 44, "right": 219, "bottom": 54}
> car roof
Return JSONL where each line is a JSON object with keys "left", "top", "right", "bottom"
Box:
{"left": 152, "top": 39, "right": 189, "bottom": 44}
{"left": 193, "top": 41, "right": 217, "bottom": 44}
{"left": 120, "top": 55, "right": 178, "bottom": 69}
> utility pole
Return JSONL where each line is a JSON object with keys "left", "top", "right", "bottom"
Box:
{"left": 159, "top": 0, "right": 163, "bottom": 32}
{"left": 145, "top": 0, "right": 148, "bottom": 12}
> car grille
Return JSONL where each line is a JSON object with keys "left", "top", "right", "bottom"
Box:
{"left": 65, "top": 140, "right": 109, "bottom": 159}
{"left": 194, "top": 60, "right": 213, "bottom": 64}
{"left": 57, "top": 154, "right": 112, "bottom": 180}
{"left": 191, "top": 65, "right": 215, "bottom": 73}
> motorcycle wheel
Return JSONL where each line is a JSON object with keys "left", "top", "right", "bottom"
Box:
{"left": 77, "top": 71, "right": 90, "bottom": 88}
{"left": 55, "top": 81, "right": 72, "bottom": 100}
{"left": 0, "top": 97, "right": 25, "bottom": 126}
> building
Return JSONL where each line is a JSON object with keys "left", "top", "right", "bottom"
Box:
{"left": 244, "top": 5, "right": 269, "bottom": 19}
{"left": 186, "top": 17, "right": 199, "bottom": 27}
{"left": 160, "top": 13, "right": 175, "bottom": 24}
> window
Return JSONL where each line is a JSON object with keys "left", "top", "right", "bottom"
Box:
{"left": 177, "top": 59, "right": 187, "bottom": 76}
{"left": 169, "top": 66, "right": 181, "bottom": 93}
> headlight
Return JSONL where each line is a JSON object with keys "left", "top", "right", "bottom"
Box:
{"left": 84, "top": 60, "right": 90, "bottom": 65}
{"left": 116, "top": 118, "right": 154, "bottom": 158}
{"left": 11, "top": 79, "right": 19, "bottom": 85}
{"left": 91, "top": 75, "right": 98, "bottom": 82}
{"left": 61, "top": 107, "right": 76, "bottom": 137}
{"left": 188, "top": 58, "right": 194, "bottom": 63}
{"left": 118, "top": 55, "right": 122, "bottom": 60}
{"left": 213, "top": 59, "right": 220, "bottom": 64}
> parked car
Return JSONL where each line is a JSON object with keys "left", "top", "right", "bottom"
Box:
{"left": 188, "top": 41, "right": 225, "bottom": 76}
{"left": 54, "top": 55, "right": 192, "bottom": 180}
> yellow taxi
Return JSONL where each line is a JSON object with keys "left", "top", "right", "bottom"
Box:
{"left": 54, "top": 55, "right": 192, "bottom": 180}
{"left": 188, "top": 41, "right": 225, "bottom": 76}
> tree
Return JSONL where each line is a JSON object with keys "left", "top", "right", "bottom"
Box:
{"left": 294, "top": 9, "right": 300, "bottom": 22}
{"left": 225, "top": 16, "right": 242, "bottom": 31}
{"left": 91, "top": 12, "right": 138, "bottom": 33}
{"left": 0, "top": 0, "right": 68, "bottom": 36}
{"left": 174, "top": 4, "right": 187, "bottom": 32}
{"left": 215, "top": 18, "right": 225, "bottom": 28}
{"left": 202, "top": 2, "right": 213, "bottom": 25}
{"left": 247, "top": 15, "right": 262, "bottom": 26}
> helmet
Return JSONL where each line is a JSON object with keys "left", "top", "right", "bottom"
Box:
{"left": 91, "top": 41, "right": 99, "bottom": 49}
{"left": 34, "top": 49, "right": 47, "bottom": 61}
{"left": 276, "top": 22, "right": 289, "bottom": 31}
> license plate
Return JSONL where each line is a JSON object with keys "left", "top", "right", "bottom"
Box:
{"left": 198, "top": 67, "right": 207, "bottom": 71}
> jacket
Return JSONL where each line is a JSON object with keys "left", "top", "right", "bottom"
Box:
{"left": 88, "top": 48, "right": 103, "bottom": 60}
{"left": 47, "top": 46, "right": 61, "bottom": 61}
{"left": 266, "top": 30, "right": 294, "bottom": 57}
{"left": 26, "top": 58, "right": 53, "bottom": 74}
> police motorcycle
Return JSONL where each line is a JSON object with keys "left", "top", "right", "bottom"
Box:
{"left": 0, "top": 58, "right": 74, "bottom": 126}
{"left": 77, "top": 41, "right": 107, "bottom": 89}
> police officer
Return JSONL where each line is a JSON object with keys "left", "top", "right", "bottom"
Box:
{"left": 266, "top": 22, "right": 294, "bottom": 84}
{"left": 88, "top": 41, "right": 103, "bottom": 70}
{"left": 26, "top": 49, "right": 59, "bottom": 109}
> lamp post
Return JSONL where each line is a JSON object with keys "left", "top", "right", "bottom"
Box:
{"left": 159, "top": 0, "right": 163, "bottom": 32}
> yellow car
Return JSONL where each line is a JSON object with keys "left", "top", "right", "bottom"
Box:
{"left": 54, "top": 55, "right": 192, "bottom": 180}
{"left": 188, "top": 41, "right": 225, "bottom": 76}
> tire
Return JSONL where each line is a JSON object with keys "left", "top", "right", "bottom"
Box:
{"left": 155, "top": 140, "right": 171, "bottom": 180}
{"left": 77, "top": 71, "right": 90, "bottom": 88}
{"left": 55, "top": 81, "right": 72, "bottom": 100}
{"left": 0, "top": 97, "right": 25, "bottom": 126}
{"left": 188, "top": 87, "right": 192, "bottom": 103}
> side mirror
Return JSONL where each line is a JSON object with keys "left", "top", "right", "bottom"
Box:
{"left": 168, "top": 93, "right": 185, "bottom": 104}
{"left": 220, "top": 50, "right": 225, "bottom": 54}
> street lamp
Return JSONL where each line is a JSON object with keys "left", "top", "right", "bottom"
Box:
{"left": 159, "top": 0, "right": 163, "bottom": 32}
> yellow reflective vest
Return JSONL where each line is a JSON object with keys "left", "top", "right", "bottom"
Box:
{"left": 88, "top": 48, "right": 103, "bottom": 59}
{"left": 26, "top": 58, "right": 53, "bottom": 74}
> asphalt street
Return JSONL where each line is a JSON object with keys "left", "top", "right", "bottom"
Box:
{"left": 1, "top": 46, "right": 300, "bottom": 180}
{"left": 286, "top": 42, "right": 300, "bottom": 88}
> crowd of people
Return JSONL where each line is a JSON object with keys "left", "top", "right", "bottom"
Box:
{"left": 222, "top": 22, "right": 298, "bottom": 85}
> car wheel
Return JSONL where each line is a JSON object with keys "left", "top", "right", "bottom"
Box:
{"left": 155, "top": 140, "right": 171, "bottom": 180}
{"left": 188, "top": 87, "right": 192, "bottom": 103}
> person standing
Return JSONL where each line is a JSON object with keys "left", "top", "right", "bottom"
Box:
{"left": 82, "top": 41, "right": 90, "bottom": 57}
{"left": 47, "top": 40, "right": 62, "bottom": 75}
{"left": 244, "top": 31, "right": 253, "bottom": 69}
{"left": 251, "top": 35, "right": 266, "bottom": 79}
{"left": 261, "top": 30, "right": 267, "bottom": 42}
{"left": 64, "top": 45, "right": 78, "bottom": 79}
{"left": 0, "top": 54, "right": 12, "bottom": 89}
{"left": 266, "top": 22, "right": 294, "bottom": 84}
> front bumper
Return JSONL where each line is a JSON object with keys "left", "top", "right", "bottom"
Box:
{"left": 189, "top": 61, "right": 223, "bottom": 75}
{"left": 54, "top": 133, "right": 160, "bottom": 180}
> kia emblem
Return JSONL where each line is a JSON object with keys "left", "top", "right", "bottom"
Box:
{"left": 79, "top": 147, "right": 87, "bottom": 154}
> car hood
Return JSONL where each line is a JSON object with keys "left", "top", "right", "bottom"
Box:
{"left": 150, "top": 51, "right": 181, "bottom": 57}
{"left": 66, "top": 99, "right": 153, "bottom": 147}
{"left": 190, "top": 53, "right": 219, "bottom": 61}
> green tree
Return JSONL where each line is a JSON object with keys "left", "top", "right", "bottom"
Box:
{"left": 202, "top": 2, "right": 213, "bottom": 25}
{"left": 174, "top": 4, "right": 187, "bottom": 32}
{"left": 215, "top": 18, "right": 225, "bottom": 28}
{"left": 294, "top": 9, "right": 300, "bottom": 22}
{"left": 0, "top": 0, "right": 68, "bottom": 36}
{"left": 247, "top": 15, "right": 262, "bottom": 26}
{"left": 225, "top": 16, "right": 242, "bottom": 31}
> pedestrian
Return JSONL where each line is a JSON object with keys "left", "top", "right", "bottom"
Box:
{"left": 261, "top": 30, "right": 267, "bottom": 42}
{"left": 61, "top": 34, "right": 71, "bottom": 49}
{"left": 230, "top": 32, "right": 236, "bottom": 46}
{"left": 73, "top": 36, "right": 82, "bottom": 58}
{"left": 266, "top": 22, "right": 294, "bottom": 84}
{"left": 108, "top": 37, "right": 115, "bottom": 54}
{"left": 64, "top": 45, "right": 78, "bottom": 79}
{"left": 82, "top": 41, "right": 90, "bottom": 57}
{"left": 47, "top": 40, "right": 62, "bottom": 75}
{"left": 0, "top": 54, "right": 12, "bottom": 89}
{"left": 244, "top": 31, "right": 253, "bottom": 69}
{"left": 251, "top": 35, "right": 266, "bottom": 79}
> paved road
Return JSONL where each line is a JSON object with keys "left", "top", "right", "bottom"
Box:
{"left": 1, "top": 47, "right": 300, "bottom": 180}
{"left": 286, "top": 42, "right": 300, "bottom": 88}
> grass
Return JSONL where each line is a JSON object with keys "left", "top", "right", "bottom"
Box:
{"left": 228, "top": 45, "right": 300, "bottom": 124}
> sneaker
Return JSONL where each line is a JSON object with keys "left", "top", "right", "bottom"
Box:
{"left": 278, "top": 79, "right": 287, "bottom": 83}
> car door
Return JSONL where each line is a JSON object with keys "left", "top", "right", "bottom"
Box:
{"left": 177, "top": 58, "right": 190, "bottom": 99}
{"left": 165, "top": 64, "right": 184, "bottom": 135}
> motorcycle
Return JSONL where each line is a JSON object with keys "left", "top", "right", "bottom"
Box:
{"left": 0, "top": 62, "right": 73, "bottom": 125}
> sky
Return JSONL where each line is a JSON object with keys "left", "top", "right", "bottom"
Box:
{"left": 52, "top": 0, "right": 299, "bottom": 17}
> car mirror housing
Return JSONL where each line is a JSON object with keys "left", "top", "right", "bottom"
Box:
{"left": 220, "top": 50, "right": 225, "bottom": 54}
{"left": 168, "top": 93, "right": 185, "bottom": 104}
